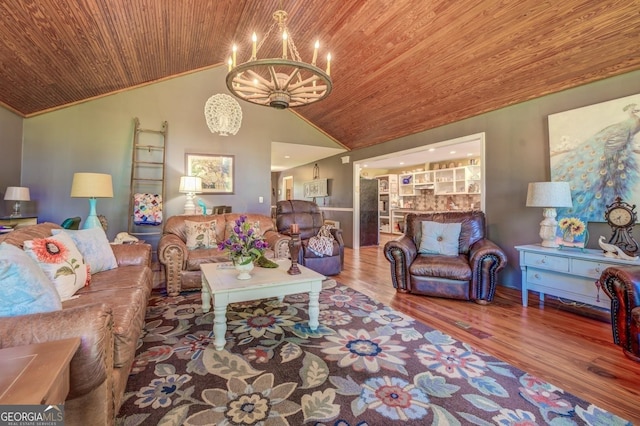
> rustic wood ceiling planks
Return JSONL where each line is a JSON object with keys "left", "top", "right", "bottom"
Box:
{"left": 0, "top": 0, "right": 638, "bottom": 150}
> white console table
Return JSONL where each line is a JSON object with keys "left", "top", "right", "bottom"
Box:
{"left": 515, "top": 244, "right": 640, "bottom": 310}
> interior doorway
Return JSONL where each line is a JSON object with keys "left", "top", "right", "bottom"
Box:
{"left": 282, "top": 176, "right": 293, "bottom": 200}
{"left": 352, "top": 132, "right": 486, "bottom": 249}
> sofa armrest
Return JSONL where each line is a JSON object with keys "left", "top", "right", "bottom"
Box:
{"left": 329, "top": 228, "right": 345, "bottom": 266}
{"left": 384, "top": 235, "right": 418, "bottom": 292}
{"left": 0, "top": 303, "right": 114, "bottom": 399}
{"left": 329, "top": 228, "right": 345, "bottom": 247}
{"left": 111, "top": 243, "right": 152, "bottom": 267}
{"left": 263, "top": 230, "right": 290, "bottom": 259}
{"left": 158, "top": 234, "right": 187, "bottom": 262}
{"left": 158, "top": 234, "right": 188, "bottom": 296}
{"left": 598, "top": 266, "right": 640, "bottom": 353}
{"left": 468, "top": 239, "right": 508, "bottom": 303}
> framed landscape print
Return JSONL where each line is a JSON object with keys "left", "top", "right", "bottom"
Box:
{"left": 549, "top": 93, "right": 640, "bottom": 223}
{"left": 185, "top": 153, "right": 234, "bottom": 194}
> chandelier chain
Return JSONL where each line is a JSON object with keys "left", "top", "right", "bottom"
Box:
{"left": 287, "top": 36, "right": 302, "bottom": 62}
{"left": 256, "top": 20, "right": 277, "bottom": 53}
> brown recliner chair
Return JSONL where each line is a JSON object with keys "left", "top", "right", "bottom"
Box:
{"left": 276, "top": 200, "right": 344, "bottom": 276}
{"left": 598, "top": 266, "right": 640, "bottom": 362}
{"left": 384, "top": 211, "right": 507, "bottom": 304}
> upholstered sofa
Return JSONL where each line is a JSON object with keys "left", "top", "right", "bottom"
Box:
{"left": 598, "top": 266, "right": 640, "bottom": 362}
{"left": 384, "top": 211, "right": 507, "bottom": 304}
{"left": 158, "top": 213, "right": 289, "bottom": 296}
{"left": 0, "top": 223, "right": 153, "bottom": 425}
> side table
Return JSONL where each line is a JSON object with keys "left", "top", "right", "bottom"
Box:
{"left": 515, "top": 244, "right": 640, "bottom": 310}
{"left": 0, "top": 337, "right": 80, "bottom": 405}
{"left": 0, "top": 216, "right": 38, "bottom": 228}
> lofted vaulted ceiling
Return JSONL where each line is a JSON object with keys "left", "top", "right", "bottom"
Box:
{"left": 1, "top": 0, "right": 639, "bottom": 151}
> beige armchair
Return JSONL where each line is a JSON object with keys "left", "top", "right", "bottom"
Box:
{"left": 158, "top": 213, "right": 288, "bottom": 296}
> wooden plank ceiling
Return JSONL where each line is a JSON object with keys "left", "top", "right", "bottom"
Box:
{"left": 1, "top": 0, "right": 639, "bottom": 150}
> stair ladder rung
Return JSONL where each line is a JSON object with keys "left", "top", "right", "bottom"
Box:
{"left": 128, "top": 117, "right": 167, "bottom": 263}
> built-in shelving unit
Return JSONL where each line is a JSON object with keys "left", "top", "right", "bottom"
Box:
{"left": 391, "top": 209, "right": 411, "bottom": 234}
{"left": 375, "top": 174, "right": 398, "bottom": 233}
{"left": 397, "top": 165, "right": 481, "bottom": 196}
{"left": 375, "top": 164, "right": 481, "bottom": 235}
{"left": 434, "top": 165, "right": 481, "bottom": 194}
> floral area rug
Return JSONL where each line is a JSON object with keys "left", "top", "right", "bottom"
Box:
{"left": 116, "top": 281, "right": 630, "bottom": 425}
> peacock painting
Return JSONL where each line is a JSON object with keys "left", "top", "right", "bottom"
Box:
{"left": 550, "top": 94, "right": 640, "bottom": 222}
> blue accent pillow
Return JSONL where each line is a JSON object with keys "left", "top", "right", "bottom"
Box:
{"left": 418, "top": 221, "right": 462, "bottom": 256}
{"left": 0, "top": 242, "right": 62, "bottom": 317}
{"left": 52, "top": 227, "right": 118, "bottom": 273}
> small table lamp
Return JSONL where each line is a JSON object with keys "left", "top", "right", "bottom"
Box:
{"left": 526, "top": 181, "right": 573, "bottom": 248}
{"left": 179, "top": 176, "right": 203, "bottom": 215}
{"left": 4, "top": 186, "right": 30, "bottom": 217}
{"left": 70, "top": 173, "right": 114, "bottom": 229}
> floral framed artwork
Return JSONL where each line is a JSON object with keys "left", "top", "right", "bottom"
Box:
{"left": 556, "top": 216, "right": 588, "bottom": 250}
{"left": 549, "top": 93, "right": 640, "bottom": 223}
{"left": 185, "top": 153, "right": 234, "bottom": 194}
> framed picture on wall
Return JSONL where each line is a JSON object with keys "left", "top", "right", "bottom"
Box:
{"left": 303, "top": 178, "right": 328, "bottom": 198}
{"left": 555, "top": 216, "right": 588, "bottom": 250}
{"left": 185, "top": 153, "right": 234, "bottom": 194}
{"left": 549, "top": 93, "right": 640, "bottom": 223}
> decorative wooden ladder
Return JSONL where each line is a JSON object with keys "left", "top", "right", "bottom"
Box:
{"left": 127, "top": 118, "right": 168, "bottom": 259}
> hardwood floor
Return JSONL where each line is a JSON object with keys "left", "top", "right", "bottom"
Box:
{"left": 338, "top": 243, "right": 640, "bottom": 424}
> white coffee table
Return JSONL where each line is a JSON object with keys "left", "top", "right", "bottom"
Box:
{"left": 201, "top": 259, "right": 325, "bottom": 350}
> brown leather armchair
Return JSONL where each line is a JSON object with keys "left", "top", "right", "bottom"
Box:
{"left": 384, "top": 211, "right": 507, "bottom": 304}
{"left": 276, "top": 200, "right": 344, "bottom": 276}
{"left": 598, "top": 266, "right": 640, "bottom": 362}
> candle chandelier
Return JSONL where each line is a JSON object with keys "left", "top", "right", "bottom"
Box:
{"left": 225, "top": 9, "right": 332, "bottom": 109}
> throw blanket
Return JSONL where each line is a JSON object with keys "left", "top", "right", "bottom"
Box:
{"left": 307, "top": 224, "right": 335, "bottom": 256}
{"left": 133, "top": 193, "right": 163, "bottom": 225}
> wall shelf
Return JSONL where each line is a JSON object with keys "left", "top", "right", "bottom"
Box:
{"left": 375, "top": 174, "right": 398, "bottom": 233}
{"left": 396, "top": 165, "right": 481, "bottom": 196}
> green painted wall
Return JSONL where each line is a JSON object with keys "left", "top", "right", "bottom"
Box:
{"left": 0, "top": 107, "right": 24, "bottom": 217}
{"left": 5, "top": 64, "right": 640, "bottom": 291}
{"left": 19, "top": 66, "right": 336, "bottom": 240}
{"left": 280, "top": 69, "right": 640, "bottom": 290}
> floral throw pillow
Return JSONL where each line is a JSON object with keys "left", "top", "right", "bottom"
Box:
{"left": 23, "top": 232, "right": 90, "bottom": 301}
{"left": 185, "top": 219, "right": 217, "bottom": 250}
{"left": 0, "top": 242, "right": 62, "bottom": 317}
{"left": 52, "top": 227, "right": 118, "bottom": 273}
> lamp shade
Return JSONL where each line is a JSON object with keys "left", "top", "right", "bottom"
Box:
{"left": 179, "top": 176, "right": 203, "bottom": 193}
{"left": 70, "top": 173, "right": 114, "bottom": 198}
{"left": 526, "top": 182, "right": 572, "bottom": 208}
{"left": 4, "top": 186, "right": 30, "bottom": 201}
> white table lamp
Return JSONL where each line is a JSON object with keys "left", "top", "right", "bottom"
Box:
{"left": 526, "top": 181, "right": 573, "bottom": 248}
{"left": 179, "top": 176, "right": 203, "bottom": 215}
{"left": 70, "top": 173, "right": 114, "bottom": 229}
{"left": 4, "top": 186, "right": 30, "bottom": 217}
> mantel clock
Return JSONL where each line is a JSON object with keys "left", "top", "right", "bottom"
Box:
{"left": 604, "top": 197, "right": 639, "bottom": 256}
